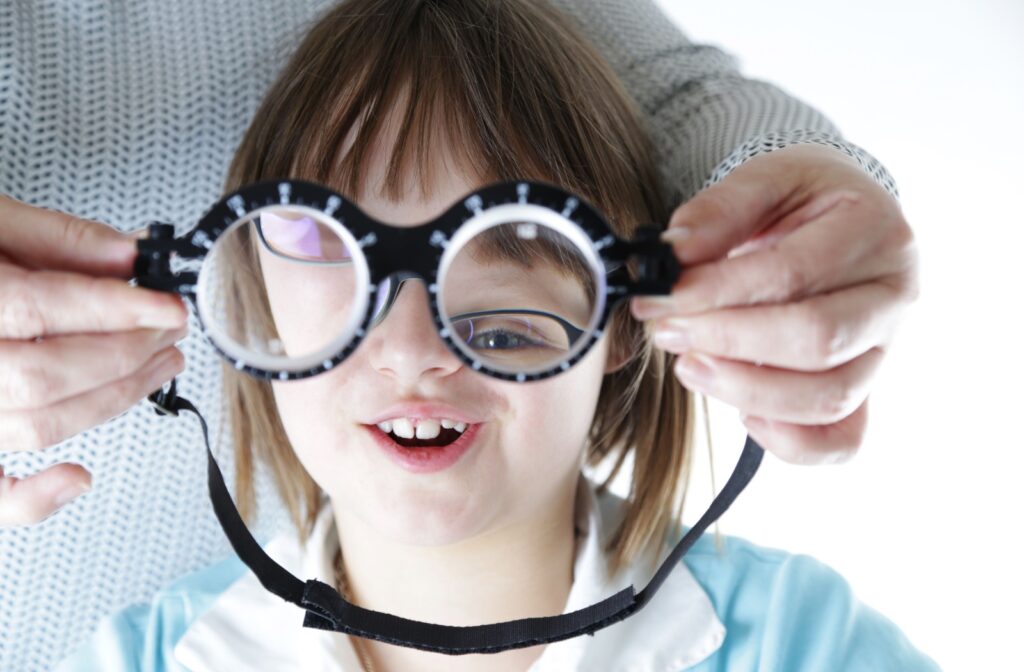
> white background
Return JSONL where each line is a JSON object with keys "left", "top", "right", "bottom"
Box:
{"left": 611, "top": 2, "right": 1023, "bottom": 669}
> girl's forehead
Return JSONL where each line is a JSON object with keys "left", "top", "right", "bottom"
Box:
{"left": 332, "top": 87, "right": 491, "bottom": 228}
{"left": 357, "top": 162, "right": 483, "bottom": 228}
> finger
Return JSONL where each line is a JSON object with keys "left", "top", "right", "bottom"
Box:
{"left": 671, "top": 348, "right": 884, "bottom": 425}
{"left": 658, "top": 143, "right": 865, "bottom": 265}
{"left": 0, "top": 194, "right": 140, "bottom": 276}
{"left": 0, "top": 265, "right": 187, "bottom": 339}
{"left": 0, "top": 345, "right": 185, "bottom": 452}
{"left": 634, "top": 190, "right": 908, "bottom": 319}
{"left": 0, "top": 462, "right": 92, "bottom": 527}
{"left": 651, "top": 282, "right": 905, "bottom": 372}
{"left": 657, "top": 152, "right": 809, "bottom": 266}
{"left": 740, "top": 399, "right": 869, "bottom": 466}
{"left": 0, "top": 326, "right": 188, "bottom": 411}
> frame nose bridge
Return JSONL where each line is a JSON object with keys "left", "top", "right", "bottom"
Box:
{"left": 369, "top": 271, "right": 432, "bottom": 329}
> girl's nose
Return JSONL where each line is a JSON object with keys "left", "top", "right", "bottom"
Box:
{"left": 363, "top": 278, "right": 462, "bottom": 383}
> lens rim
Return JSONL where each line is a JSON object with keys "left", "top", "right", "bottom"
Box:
{"left": 435, "top": 202, "right": 606, "bottom": 379}
{"left": 195, "top": 203, "right": 371, "bottom": 378}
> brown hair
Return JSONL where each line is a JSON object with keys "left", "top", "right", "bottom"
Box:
{"left": 223, "top": 0, "right": 695, "bottom": 579}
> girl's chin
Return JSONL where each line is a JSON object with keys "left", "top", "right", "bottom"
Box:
{"left": 337, "top": 489, "right": 496, "bottom": 547}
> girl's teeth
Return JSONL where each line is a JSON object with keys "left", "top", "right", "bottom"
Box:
{"left": 415, "top": 419, "right": 441, "bottom": 440}
{"left": 391, "top": 418, "right": 415, "bottom": 439}
{"left": 376, "top": 418, "right": 470, "bottom": 438}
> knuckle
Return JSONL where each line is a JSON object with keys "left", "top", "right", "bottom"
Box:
{"left": 761, "top": 249, "right": 810, "bottom": 304}
{"left": 816, "top": 379, "right": 858, "bottom": 424}
{"left": 704, "top": 263, "right": 734, "bottom": 310}
{"left": 0, "top": 362, "right": 58, "bottom": 409}
{"left": 56, "top": 212, "right": 93, "bottom": 253}
{"left": 839, "top": 420, "right": 867, "bottom": 456}
{"left": 696, "top": 188, "right": 736, "bottom": 223}
{"left": 817, "top": 428, "right": 863, "bottom": 465}
{"left": 27, "top": 413, "right": 61, "bottom": 450}
{"left": 776, "top": 431, "right": 856, "bottom": 466}
{"left": 110, "top": 335, "right": 147, "bottom": 380}
{"left": 801, "top": 305, "right": 848, "bottom": 367}
{"left": 0, "top": 274, "right": 46, "bottom": 339}
{"left": 113, "top": 362, "right": 154, "bottom": 405}
{"left": 777, "top": 260, "right": 810, "bottom": 301}
{"left": 767, "top": 434, "right": 814, "bottom": 466}
{"left": 882, "top": 215, "right": 921, "bottom": 303}
{"left": 8, "top": 414, "right": 61, "bottom": 451}
{"left": 701, "top": 318, "right": 736, "bottom": 357}
{"left": 885, "top": 210, "right": 916, "bottom": 253}
{"left": 737, "top": 382, "right": 769, "bottom": 418}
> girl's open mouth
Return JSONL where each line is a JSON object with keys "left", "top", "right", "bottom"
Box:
{"left": 364, "top": 421, "right": 482, "bottom": 474}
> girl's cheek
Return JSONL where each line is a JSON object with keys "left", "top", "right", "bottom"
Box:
{"left": 261, "top": 259, "right": 361, "bottom": 359}
{"left": 271, "top": 377, "right": 339, "bottom": 462}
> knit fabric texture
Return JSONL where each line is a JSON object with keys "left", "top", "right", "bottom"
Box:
{"left": 0, "top": 1, "right": 897, "bottom": 670}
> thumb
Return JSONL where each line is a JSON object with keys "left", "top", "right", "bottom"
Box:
{"left": 0, "top": 195, "right": 140, "bottom": 278}
{"left": 661, "top": 155, "right": 806, "bottom": 265}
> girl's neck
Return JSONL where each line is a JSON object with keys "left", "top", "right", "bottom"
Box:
{"left": 330, "top": 478, "right": 581, "bottom": 672}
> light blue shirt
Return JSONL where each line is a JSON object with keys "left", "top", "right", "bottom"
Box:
{"left": 58, "top": 477, "right": 940, "bottom": 671}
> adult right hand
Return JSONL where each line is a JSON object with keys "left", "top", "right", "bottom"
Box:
{"left": 0, "top": 195, "right": 188, "bottom": 527}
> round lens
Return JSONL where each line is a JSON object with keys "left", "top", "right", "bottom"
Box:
{"left": 196, "top": 205, "right": 369, "bottom": 374}
{"left": 438, "top": 214, "right": 601, "bottom": 376}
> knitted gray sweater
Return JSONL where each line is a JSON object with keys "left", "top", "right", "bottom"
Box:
{"left": 0, "top": 1, "right": 897, "bottom": 669}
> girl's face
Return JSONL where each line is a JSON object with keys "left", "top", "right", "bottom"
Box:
{"left": 259, "top": 167, "right": 615, "bottom": 546}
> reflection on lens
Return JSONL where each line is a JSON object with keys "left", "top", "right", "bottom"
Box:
{"left": 370, "top": 276, "right": 392, "bottom": 327}
{"left": 257, "top": 210, "right": 352, "bottom": 262}
{"left": 439, "top": 218, "right": 599, "bottom": 374}
{"left": 197, "top": 206, "right": 367, "bottom": 372}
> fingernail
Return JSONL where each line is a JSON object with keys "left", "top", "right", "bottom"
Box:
{"left": 660, "top": 227, "right": 692, "bottom": 245}
{"left": 654, "top": 327, "right": 690, "bottom": 352}
{"left": 630, "top": 296, "right": 674, "bottom": 320}
{"left": 54, "top": 481, "right": 91, "bottom": 508}
{"left": 675, "top": 353, "right": 716, "bottom": 389}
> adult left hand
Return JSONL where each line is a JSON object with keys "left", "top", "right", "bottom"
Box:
{"left": 631, "top": 143, "right": 919, "bottom": 465}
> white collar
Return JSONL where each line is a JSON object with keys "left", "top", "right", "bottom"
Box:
{"left": 175, "top": 476, "right": 725, "bottom": 671}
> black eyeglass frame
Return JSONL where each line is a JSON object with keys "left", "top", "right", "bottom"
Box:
{"left": 135, "top": 178, "right": 679, "bottom": 383}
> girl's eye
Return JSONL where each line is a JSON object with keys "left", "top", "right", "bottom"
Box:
{"left": 467, "top": 328, "right": 548, "bottom": 351}
{"left": 453, "top": 314, "right": 566, "bottom": 353}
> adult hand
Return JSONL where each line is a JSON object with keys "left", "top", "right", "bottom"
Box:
{"left": 631, "top": 143, "right": 919, "bottom": 465}
{"left": 0, "top": 195, "right": 188, "bottom": 526}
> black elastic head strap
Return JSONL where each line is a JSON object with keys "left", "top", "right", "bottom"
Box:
{"left": 149, "top": 382, "right": 763, "bottom": 655}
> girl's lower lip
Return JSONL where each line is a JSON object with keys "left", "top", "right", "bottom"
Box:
{"left": 365, "top": 423, "right": 481, "bottom": 474}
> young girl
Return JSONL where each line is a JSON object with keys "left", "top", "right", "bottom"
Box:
{"left": 59, "top": 0, "right": 937, "bottom": 670}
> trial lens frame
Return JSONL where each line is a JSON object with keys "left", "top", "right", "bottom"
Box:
{"left": 134, "top": 179, "right": 679, "bottom": 383}
{"left": 133, "top": 178, "right": 766, "bottom": 656}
